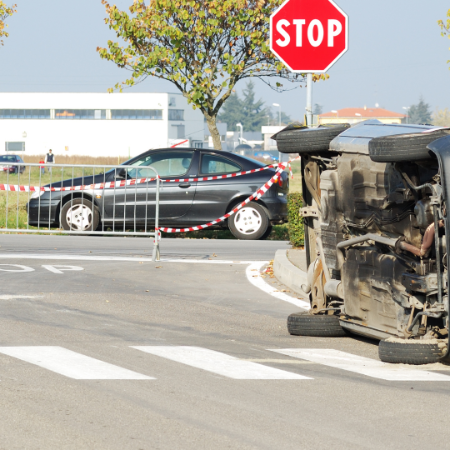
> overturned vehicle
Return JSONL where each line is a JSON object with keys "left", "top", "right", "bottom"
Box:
{"left": 274, "top": 120, "right": 450, "bottom": 364}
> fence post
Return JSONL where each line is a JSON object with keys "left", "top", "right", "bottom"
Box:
{"left": 152, "top": 175, "right": 161, "bottom": 261}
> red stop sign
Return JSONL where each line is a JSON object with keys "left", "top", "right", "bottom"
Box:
{"left": 270, "top": 0, "right": 348, "bottom": 73}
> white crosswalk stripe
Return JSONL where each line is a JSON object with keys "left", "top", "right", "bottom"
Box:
{"left": 269, "top": 349, "right": 450, "bottom": 381}
{"left": 1, "top": 345, "right": 449, "bottom": 382}
{"left": 0, "top": 346, "right": 153, "bottom": 380}
{"left": 132, "top": 346, "right": 311, "bottom": 380}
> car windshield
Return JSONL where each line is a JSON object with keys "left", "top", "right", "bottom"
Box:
{"left": 0, "top": 156, "right": 17, "bottom": 162}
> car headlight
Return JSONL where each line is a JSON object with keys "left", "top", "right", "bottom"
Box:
{"left": 31, "top": 191, "right": 45, "bottom": 199}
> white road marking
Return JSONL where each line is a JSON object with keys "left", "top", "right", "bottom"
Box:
{"left": 0, "top": 346, "right": 153, "bottom": 380}
{"left": 0, "top": 254, "right": 308, "bottom": 307}
{"left": 0, "top": 295, "right": 42, "bottom": 300}
{"left": 132, "top": 346, "right": 311, "bottom": 380}
{"left": 269, "top": 349, "right": 450, "bottom": 381}
{"left": 41, "top": 265, "right": 84, "bottom": 274}
{"left": 246, "top": 262, "right": 310, "bottom": 310}
{"left": 0, "top": 264, "right": 34, "bottom": 272}
{"left": 0, "top": 253, "right": 263, "bottom": 265}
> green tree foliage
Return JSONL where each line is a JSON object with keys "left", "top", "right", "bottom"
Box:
{"left": 98, "top": 0, "right": 326, "bottom": 150}
{"left": 408, "top": 97, "right": 432, "bottom": 124}
{"left": 219, "top": 80, "right": 292, "bottom": 130}
{"left": 438, "top": 10, "right": 450, "bottom": 67}
{"left": 287, "top": 193, "right": 304, "bottom": 248}
{"left": 313, "top": 104, "right": 323, "bottom": 115}
{"left": 241, "top": 80, "right": 267, "bottom": 131}
{"left": 218, "top": 91, "right": 243, "bottom": 132}
{"left": 0, "top": 2, "right": 16, "bottom": 46}
{"left": 219, "top": 80, "right": 267, "bottom": 131}
{"left": 433, "top": 108, "right": 450, "bottom": 127}
{"left": 280, "top": 111, "right": 292, "bottom": 125}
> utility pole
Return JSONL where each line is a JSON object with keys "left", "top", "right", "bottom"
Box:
{"left": 273, "top": 103, "right": 281, "bottom": 126}
{"left": 306, "top": 73, "right": 313, "bottom": 127}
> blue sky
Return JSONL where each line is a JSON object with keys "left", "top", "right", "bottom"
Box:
{"left": 0, "top": 0, "right": 449, "bottom": 121}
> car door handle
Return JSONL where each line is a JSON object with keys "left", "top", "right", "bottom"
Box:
{"left": 178, "top": 183, "right": 191, "bottom": 189}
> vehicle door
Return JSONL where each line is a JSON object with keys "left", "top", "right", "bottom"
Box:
{"left": 102, "top": 150, "right": 197, "bottom": 226}
{"left": 186, "top": 152, "right": 243, "bottom": 222}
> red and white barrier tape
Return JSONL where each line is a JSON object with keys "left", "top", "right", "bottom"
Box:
{"left": 156, "top": 156, "right": 300, "bottom": 234}
{"left": 0, "top": 177, "right": 160, "bottom": 193}
{"left": 157, "top": 166, "right": 285, "bottom": 234}
{"left": 0, "top": 159, "right": 297, "bottom": 193}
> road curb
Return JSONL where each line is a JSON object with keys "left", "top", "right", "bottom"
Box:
{"left": 273, "top": 249, "right": 309, "bottom": 297}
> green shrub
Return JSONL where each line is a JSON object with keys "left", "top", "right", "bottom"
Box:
{"left": 287, "top": 193, "right": 304, "bottom": 248}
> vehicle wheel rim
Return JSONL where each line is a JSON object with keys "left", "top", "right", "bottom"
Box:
{"left": 234, "top": 207, "right": 262, "bottom": 235}
{"left": 66, "top": 204, "right": 93, "bottom": 231}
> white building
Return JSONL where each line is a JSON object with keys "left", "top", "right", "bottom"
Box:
{"left": 262, "top": 126, "right": 284, "bottom": 151}
{"left": 0, "top": 92, "right": 204, "bottom": 158}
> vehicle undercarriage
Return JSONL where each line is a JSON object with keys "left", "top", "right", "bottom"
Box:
{"left": 276, "top": 121, "right": 450, "bottom": 364}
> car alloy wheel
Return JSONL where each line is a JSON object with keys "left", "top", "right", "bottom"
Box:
{"left": 60, "top": 198, "right": 100, "bottom": 232}
{"left": 66, "top": 204, "right": 93, "bottom": 231}
{"left": 228, "top": 201, "right": 269, "bottom": 240}
{"left": 234, "top": 207, "right": 263, "bottom": 235}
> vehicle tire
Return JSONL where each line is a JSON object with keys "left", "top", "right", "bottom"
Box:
{"left": 378, "top": 338, "right": 444, "bottom": 365}
{"left": 273, "top": 124, "right": 350, "bottom": 154}
{"left": 369, "top": 129, "right": 450, "bottom": 162}
{"left": 60, "top": 198, "right": 100, "bottom": 232}
{"left": 228, "top": 201, "right": 269, "bottom": 240}
{"left": 260, "top": 225, "right": 273, "bottom": 240}
{"left": 287, "top": 312, "right": 347, "bottom": 337}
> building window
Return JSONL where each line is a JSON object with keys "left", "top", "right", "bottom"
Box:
{"left": 111, "top": 109, "right": 163, "bottom": 120}
{"left": 168, "top": 109, "right": 184, "bottom": 121}
{"left": 0, "top": 109, "right": 51, "bottom": 119}
{"left": 169, "top": 97, "right": 177, "bottom": 107}
{"left": 55, "top": 109, "right": 107, "bottom": 120}
{"left": 5, "top": 142, "right": 25, "bottom": 152}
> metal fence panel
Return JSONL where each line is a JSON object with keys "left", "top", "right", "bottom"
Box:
{"left": 0, "top": 162, "right": 161, "bottom": 260}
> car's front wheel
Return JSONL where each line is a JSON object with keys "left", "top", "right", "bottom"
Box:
{"left": 228, "top": 201, "right": 269, "bottom": 240}
{"left": 60, "top": 198, "right": 100, "bottom": 232}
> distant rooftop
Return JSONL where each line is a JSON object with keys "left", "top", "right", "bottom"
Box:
{"left": 320, "top": 107, "right": 406, "bottom": 119}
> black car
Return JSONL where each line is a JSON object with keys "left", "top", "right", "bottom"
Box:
{"left": 27, "top": 148, "right": 289, "bottom": 240}
{"left": 0, "top": 154, "right": 25, "bottom": 174}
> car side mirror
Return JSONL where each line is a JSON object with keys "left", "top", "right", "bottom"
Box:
{"left": 116, "top": 168, "right": 127, "bottom": 179}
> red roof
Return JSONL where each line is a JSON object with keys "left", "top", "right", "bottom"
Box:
{"left": 320, "top": 107, "right": 406, "bottom": 118}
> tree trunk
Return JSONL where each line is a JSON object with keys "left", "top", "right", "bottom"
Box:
{"left": 205, "top": 114, "right": 223, "bottom": 150}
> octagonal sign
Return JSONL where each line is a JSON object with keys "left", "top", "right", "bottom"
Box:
{"left": 270, "top": 0, "right": 348, "bottom": 73}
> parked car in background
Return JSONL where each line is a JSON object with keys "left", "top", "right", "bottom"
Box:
{"left": 0, "top": 155, "right": 25, "bottom": 174}
{"left": 27, "top": 148, "right": 289, "bottom": 240}
{"left": 255, "top": 151, "right": 279, "bottom": 162}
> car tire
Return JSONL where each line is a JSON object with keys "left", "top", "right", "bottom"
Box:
{"left": 60, "top": 198, "right": 100, "bottom": 232}
{"left": 228, "top": 201, "right": 269, "bottom": 240}
{"left": 260, "top": 225, "right": 273, "bottom": 240}
{"left": 369, "top": 129, "right": 450, "bottom": 162}
{"left": 287, "top": 312, "right": 347, "bottom": 337}
{"left": 378, "top": 338, "right": 444, "bottom": 365}
{"left": 274, "top": 124, "right": 350, "bottom": 154}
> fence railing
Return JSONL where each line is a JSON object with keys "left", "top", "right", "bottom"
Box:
{"left": 0, "top": 162, "right": 161, "bottom": 261}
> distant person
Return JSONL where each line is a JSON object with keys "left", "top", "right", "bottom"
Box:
{"left": 39, "top": 158, "right": 45, "bottom": 175}
{"left": 45, "top": 149, "right": 55, "bottom": 173}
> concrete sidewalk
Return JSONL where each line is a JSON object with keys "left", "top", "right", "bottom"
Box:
{"left": 273, "top": 248, "right": 309, "bottom": 298}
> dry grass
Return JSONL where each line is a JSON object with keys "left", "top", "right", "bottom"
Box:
{"left": 22, "top": 155, "right": 129, "bottom": 166}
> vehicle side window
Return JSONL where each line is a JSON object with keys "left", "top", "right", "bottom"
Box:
{"left": 200, "top": 154, "right": 241, "bottom": 175}
{"left": 128, "top": 151, "right": 194, "bottom": 178}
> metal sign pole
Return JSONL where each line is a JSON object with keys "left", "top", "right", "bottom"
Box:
{"left": 306, "top": 73, "right": 313, "bottom": 127}
{"left": 153, "top": 176, "right": 161, "bottom": 262}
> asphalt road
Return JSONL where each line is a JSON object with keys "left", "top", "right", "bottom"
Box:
{"left": 0, "top": 235, "right": 449, "bottom": 450}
